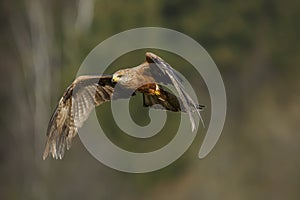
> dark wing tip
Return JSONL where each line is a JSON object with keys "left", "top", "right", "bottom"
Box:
{"left": 198, "top": 104, "right": 205, "bottom": 110}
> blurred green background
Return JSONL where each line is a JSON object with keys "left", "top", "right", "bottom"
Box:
{"left": 1, "top": 0, "right": 300, "bottom": 199}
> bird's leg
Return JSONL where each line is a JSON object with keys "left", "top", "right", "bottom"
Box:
{"left": 140, "top": 84, "right": 164, "bottom": 101}
{"left": 154, "top": 84, "right": 166, "bottom": 102}
{"left": 154, "top": 84, "right": 161, "bottom": 96}
{"left": 142, "top": 83, "right": 160, "bottom": 96}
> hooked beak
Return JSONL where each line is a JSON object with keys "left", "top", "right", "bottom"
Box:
{"left": 112, "top": 75, "right": 120, "bottom": 83}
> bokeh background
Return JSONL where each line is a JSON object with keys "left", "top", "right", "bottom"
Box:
{"left": 1, "top": 0, "right": 300, "bottom": 199}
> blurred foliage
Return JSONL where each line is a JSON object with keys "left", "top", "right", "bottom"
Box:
{"left": 1, "top": 0, "right": 300, "bottom": 200}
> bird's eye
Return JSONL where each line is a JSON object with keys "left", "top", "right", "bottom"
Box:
{"left": 117, "top": 74, "right": 123, "bottom": 78}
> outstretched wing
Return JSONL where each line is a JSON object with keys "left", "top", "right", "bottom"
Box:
{"left": 43, "top": 75, "right": 115, "bottom": 160}
{"left": 145, "top": 52, "right": 204, "bottom": 131}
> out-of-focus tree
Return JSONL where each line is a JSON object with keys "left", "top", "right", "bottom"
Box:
{"left": 1, "top": 0, "right": 300, "bottom": 199}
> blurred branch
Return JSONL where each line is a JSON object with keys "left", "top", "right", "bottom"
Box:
{"left": 75, "top": 0, "right": 95, "bottom": 34}
{"left": 26, "top": 0, "right": 52, "bottom": 152}
{"left": 9, "top": 0, "right": 55, "bottom": 198}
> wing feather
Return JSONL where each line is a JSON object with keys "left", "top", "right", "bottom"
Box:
{"left": 145, "top": 52, "right": 204, "bottom": 131}
{"left": 43, "top": 75, "right": 115, "bottom": 160}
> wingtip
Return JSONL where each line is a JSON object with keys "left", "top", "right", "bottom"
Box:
{"left": 198, "top": 111, "right": 205, "bottom": 129}
{"left": 198, "top": 104, "right": 206, "bottom": 110}
{"left": 42, "top": 142, "right": 50, "bottom": 160}
{"left": 42, "top": 151, "right": 49, "bottom": 160}
{"left": 191, "top": 124, "right": 195, "bottom": 132}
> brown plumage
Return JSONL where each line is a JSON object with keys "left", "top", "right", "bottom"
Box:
{"left": 43, "top": 52, "right": 204, "bottom": 160}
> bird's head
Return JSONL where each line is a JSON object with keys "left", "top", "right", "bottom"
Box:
{"left": 112, "top": 69, "right": 131, "bottom": 83}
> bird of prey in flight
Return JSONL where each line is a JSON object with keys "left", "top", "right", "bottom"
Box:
{"left": 43, "top": 52, "right": 204, "bottom": 160}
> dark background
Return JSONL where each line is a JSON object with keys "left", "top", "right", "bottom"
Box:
{"left": 1, "top": 0, "right": 300, "bottom": 199}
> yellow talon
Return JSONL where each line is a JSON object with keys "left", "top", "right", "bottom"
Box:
{"left": 154, "top": 90, "right": 161, "bottom": 95}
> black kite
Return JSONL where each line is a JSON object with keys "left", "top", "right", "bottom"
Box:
{"left": 43, "top": 52, "right": 204, "bottom": 160}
